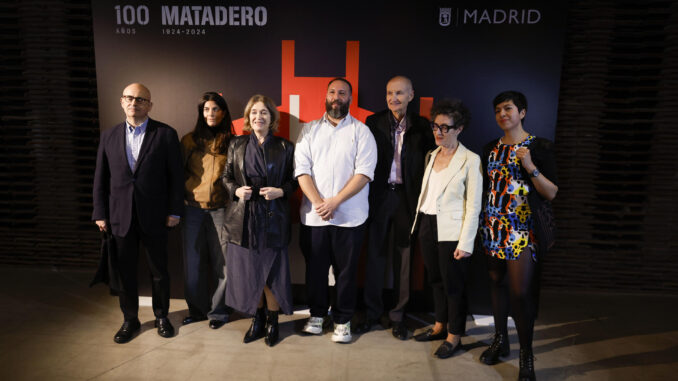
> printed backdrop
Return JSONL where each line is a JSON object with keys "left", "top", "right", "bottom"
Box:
{"left": 91, "top": 1, "right": 567, "bottom": 296}
{"left": 92, "top": 1, "right": 567, "bottom": 152}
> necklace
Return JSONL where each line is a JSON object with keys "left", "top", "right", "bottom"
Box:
{"left": 500, "top": 131, "right": 529, "bottom": 145}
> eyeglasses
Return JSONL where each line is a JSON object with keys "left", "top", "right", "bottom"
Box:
{"left": 430, "top": 122, "right": 456, "bottom": 133}
{"left": 121, "top": 95, "right": 150, "bottom": 104}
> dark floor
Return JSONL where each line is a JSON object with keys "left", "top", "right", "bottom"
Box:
{"left": 0, "top": 266, "right": 676, "bottom": 380}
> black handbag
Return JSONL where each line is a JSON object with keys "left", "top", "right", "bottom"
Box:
{"left": 534, "top": 199, "right": 556, "bottom": 252}
{"left": 90, "top": 229, "right": 123, "bottom": 294}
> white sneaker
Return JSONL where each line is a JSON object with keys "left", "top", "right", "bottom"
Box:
{"left": 331, "top": 322, "right": 352, "bottom": 343}
{"left": 303, "top": 316, "right": 324, "bottom": 335}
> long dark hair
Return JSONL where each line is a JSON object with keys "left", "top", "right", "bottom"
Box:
{"left": 192, "top": 92, "right": 234, "bottom": 154}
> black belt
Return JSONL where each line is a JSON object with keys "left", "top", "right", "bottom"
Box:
{"left": 388, "top": 183, "right": 403, "bottom": 191}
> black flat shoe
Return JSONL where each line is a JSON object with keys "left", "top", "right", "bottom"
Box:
{"left": 209, "top": 319, "right": 226, "bottom": 329}
{"left": 155, "top": 317, "right": 175, "bottom": 338}
{"left": 182, "top": 315, "right": 207, "bottom": 325}
{"left": 353, "top": 318, "right": 377, "bottom": 334}
{"left": 391, "top": 321, "right": 409, "bottom": 341}
{"left": 414, "top": 328, "right": 447, "bottom": 342}
{"left": 480, "top": 332, "right": 510, "bottom": 365}
{"left": 114, "top": 319, "right": 141, "bottom": 344}
{"left": 244, "top": 308, "right": 266, "bottom": 343}
{"left": 435, "top": 340, "right": 462, "bottom": 359}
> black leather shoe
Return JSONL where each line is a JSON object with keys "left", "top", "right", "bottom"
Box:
{"left": 435, "top": 340, "right": 462, "bottom": 359}
{"left": 114, "top": 319, "right": 141, "bottom": 344}
{"left": 518, "top": 349, "right": 536, "bottom": 380}
{"left": 244, "top": 308, "right": 266, "bottom": 343}
{"left": 353, "top": 318, "right": 377, "bottom": 334}
{"left": 182, "top": 315, "right": 207, "bottom": 325}
{"left": 264, "top": 310, "right": 279, "bottom": 347}
{"left": 155, "top": 317, "right": 175, "bottom": 338}
{"left": 414, "top": 328, "right": 447, "bottom": 342}
{"left": 391, "top": 321, "right": 409, "bottom": 340}
{"left": 480, "top": 332, "right": 510, "bottom": 365}
{"left": 209, "top": 319, "right": 226, "bottom": 329}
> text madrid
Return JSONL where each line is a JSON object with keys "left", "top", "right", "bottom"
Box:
{"left": 450, "top": 9, "right": 542, "bottom": 25}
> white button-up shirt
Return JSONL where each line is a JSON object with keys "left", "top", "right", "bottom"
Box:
{"left": 294, "top": 113, "right": 377, "bottom": 227}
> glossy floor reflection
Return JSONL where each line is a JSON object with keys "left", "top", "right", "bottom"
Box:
{"left": 0, "top": 266, "right": 676, "bottom": 380}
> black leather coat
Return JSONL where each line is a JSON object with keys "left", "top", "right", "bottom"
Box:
{"left": 222, "top": 134, "right": 297, "bottom": 248}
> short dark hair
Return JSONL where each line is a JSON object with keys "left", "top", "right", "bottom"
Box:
{"left": 327, "top": 77, "right": 353, "bottom": 94}
{"left": 430, "top": 98, "right": 471, "bottom": 130}
{"left": 493, "top": 90, "right": 527, "bottom": 113}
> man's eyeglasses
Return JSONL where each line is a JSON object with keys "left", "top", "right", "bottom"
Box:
{"left": 430, "top": 122, "right": 456, "bottom": 133}
{"left": 121, "top": 95, "right": 150, "bottom": 104}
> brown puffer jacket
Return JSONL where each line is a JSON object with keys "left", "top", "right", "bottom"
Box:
{"left": 181, "top": 133, "right": 229, "bottom": 209}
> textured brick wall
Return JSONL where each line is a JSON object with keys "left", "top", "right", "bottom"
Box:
{"left": 544, "top": 0, "right": 678, "bottom": 292}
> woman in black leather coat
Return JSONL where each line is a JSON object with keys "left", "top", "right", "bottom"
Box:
{"left": 222, "top": 94, "right": 297, "bottom": 346}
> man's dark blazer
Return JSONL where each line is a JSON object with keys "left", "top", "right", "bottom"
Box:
{"left": 92, "top": 118, "right": 184, "bottom": 237}
{"left": 366, "top": 109, "right": 435, "bottom": 223}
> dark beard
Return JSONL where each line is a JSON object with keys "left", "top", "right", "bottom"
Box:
{"left": 325, "top": 99, "right": 349, "bottom": 119}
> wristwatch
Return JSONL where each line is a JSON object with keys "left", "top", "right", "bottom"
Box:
{"left": 530, "top": 168, "right": 540, "bottom": 178}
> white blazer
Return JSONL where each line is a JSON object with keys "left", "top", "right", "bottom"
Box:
{"left": 411, "top": 142, "right": 483, "bottom": 253}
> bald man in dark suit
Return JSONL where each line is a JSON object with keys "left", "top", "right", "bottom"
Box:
{"left": 356, "top": 76, "right": 435, "bottom": 339}
{"left": 93, "top": 83, "right": 183, "bottom": 343}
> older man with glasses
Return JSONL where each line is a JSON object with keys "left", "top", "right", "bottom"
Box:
{"left": 93, "top": 83, "right": 184, "bottom": 343}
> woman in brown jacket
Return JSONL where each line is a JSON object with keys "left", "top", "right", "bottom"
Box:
{"left": 180, "top": 92, "right": 234, "bottom": 329}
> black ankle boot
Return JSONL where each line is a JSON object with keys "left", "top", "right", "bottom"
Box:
{"left": 518, "top": 349, "right": 535, "bottom": 380}
{"left": 243, "top": 307, "right": 266, "bottom": 343}
{"left": 480, "top": 332, "right": 510, "bottom": 365}
{"left": 264, "top": 310, "right": 279, "bottom": 347}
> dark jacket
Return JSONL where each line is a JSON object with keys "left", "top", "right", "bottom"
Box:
{"left": 481, "top": 136, "right": 558, "bottom": 258}
{"left": 221, "top": 134, "right": 297, "bottom": 248}
{"left": 366, "top": 109, "right": 435, "bottom": 222}
{"left": 92, "top": 118, "right": 184, "bottom": 237}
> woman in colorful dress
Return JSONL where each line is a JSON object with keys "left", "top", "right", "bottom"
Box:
{"left": 410, "top": 99, "right": 482, "bottom": 358}
{"left": 181, "top": 92, "right": 233, "bottom": 329}
{"left": 479, "top": 91, "right": 558, "bottom": 381}
{"left": 222, "top": 94, "right": 297, "bottom": 347}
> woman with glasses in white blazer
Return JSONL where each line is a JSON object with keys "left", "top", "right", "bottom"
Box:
{"left": 411, "top": 99, "right": 483, "bottom": 359}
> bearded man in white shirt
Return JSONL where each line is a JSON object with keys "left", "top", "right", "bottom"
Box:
{"left": 295, "top": 77, "right": 377, "bottom": 343}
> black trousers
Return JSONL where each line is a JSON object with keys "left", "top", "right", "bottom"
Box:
{"left": 418, "top": 213, "right": 469, "bottom": 335}
{"left": 300, "top": 223, "right": 366, "bottom": 324}
{"left": 364, "top": 186, "right": 412, "bottom": 322}
{"left": 113, "top": 211, "right": 170, "bottom": 321}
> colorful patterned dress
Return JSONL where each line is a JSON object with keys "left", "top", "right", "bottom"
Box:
{"left": 481, "top": 136, "right": 537, "bottom": 261}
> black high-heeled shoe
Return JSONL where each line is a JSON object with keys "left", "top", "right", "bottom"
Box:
{"left": 264, "top": 310, "right": 279, "bottom": 347}
{"left": 243, "top": 307, "right": 266, "bottom": 343}
{"left": 518, "top": 348, "right": 536, "bottom": 380}
{"left": 480, "top": 332, "right": 510, "bottom": 365}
